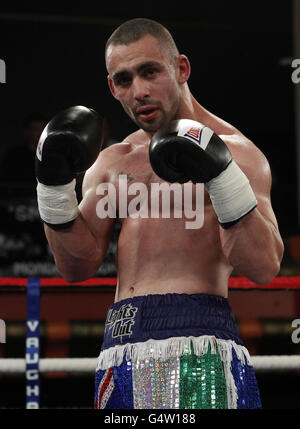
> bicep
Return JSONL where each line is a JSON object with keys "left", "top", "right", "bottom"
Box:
{"left": 80, "top": 152, "right": 117, "bottom": 247}
{"left": 79, "top": 184, "right": 116, "bottom": 252}
{"left": 233, "top": 141, "right": 279, "bottom": 229}
{"left": 78, "top": 142, "right": 128, "bottom": 251}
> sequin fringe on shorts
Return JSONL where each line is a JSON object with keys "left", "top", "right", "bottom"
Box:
{"left": 94, "top": 293, "right": 261, "bottom": 409}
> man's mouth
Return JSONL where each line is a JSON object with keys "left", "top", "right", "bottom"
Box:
{"left": 136, "top": 105, "right": 159, "bottom": 122}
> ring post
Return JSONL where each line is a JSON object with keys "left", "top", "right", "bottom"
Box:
{"left": 25, "top": 277, "right": 41, "bottom": 409}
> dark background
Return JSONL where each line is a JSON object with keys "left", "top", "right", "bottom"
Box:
{"left": 0, "top": 1, "right": 299, "bottom": 411}
{"left": 0, "top": 1, "right": 297, "bottom": 234}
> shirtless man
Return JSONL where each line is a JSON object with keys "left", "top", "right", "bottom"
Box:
{"left": 36, "top": 19, "right": 284, "bottom": 409}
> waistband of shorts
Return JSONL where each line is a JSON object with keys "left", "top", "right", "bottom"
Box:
{"left": 101, "top": 293, "right": 243, "bottom": 350}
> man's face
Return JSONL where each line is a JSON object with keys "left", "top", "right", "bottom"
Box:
{"left": 106, "top": 35, "right": 182, "bottom": 134}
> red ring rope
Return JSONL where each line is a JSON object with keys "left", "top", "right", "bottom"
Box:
{"left": 0, "top": 276, "right": 299, "bottom": 289}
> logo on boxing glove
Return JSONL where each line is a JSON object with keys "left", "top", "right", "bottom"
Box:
{"left": 36, "top": 127, "right": 48, "bottom": 162}
{"left": 184, "top": 126, "right": 202, "bottom": 144}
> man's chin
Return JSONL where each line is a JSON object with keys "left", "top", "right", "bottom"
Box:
{"left": 135, "top": 117, "right": 166, "bottom": 134}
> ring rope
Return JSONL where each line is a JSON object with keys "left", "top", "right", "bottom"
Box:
{"left": 1, "top": 278, "right": 299, "bottom": 382}
{"left": 0, "top": 276, "right": 300, "bottom": 290}
{"left": 1, "top": 356, "right": 300, "bottom": 373}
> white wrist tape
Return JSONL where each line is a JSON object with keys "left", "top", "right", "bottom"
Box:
{"left": 36, "top": 179, "right": 79, "bottom": 225}
{"left": 205, "top": 160, "right": 257, "bottom": 225}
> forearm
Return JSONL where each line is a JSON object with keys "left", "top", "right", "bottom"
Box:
{"left": 34, "top": 106, "right": 108, "bottom": 282}
{"left": 45, "top": 213, "right": 106, "bottom": 282}
{"left": 220, "top": 209, "right": 284, "bottom": 284}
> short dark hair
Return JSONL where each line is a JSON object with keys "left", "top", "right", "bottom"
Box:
{"left": 105, "top": 18, "right": 179, "bottom": 68}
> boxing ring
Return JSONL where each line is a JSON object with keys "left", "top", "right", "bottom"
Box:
{"left": 0, "top": 276, "right": 300, "bottom": 408}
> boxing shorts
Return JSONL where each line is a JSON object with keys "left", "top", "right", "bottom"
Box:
{"left": 94, "top": 293, "right": 261, "bottom": 409}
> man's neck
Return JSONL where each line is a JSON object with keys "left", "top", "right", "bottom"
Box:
{"left": 177, "top": 88, "right": 238, "bottom": 135}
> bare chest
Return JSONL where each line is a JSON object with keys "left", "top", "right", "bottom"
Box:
{"left": 99, "top": 145, "right": 211, "bottom": 225}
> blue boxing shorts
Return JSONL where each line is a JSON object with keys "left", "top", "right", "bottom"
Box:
{"left": 94, "top": 293, "right": 261, "bottom": 409}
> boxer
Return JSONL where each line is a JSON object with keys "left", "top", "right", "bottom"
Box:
{"left": 36, "top": 19, "right": 284, "bottom": 409}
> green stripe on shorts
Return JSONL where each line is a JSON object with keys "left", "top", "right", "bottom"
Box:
{"left": 179, "top": 342, "right": 227, "bottom": 409}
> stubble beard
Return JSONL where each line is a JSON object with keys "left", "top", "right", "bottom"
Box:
{"left": 125, "top": 96, "right": 180, "bottom": 135}
{"left": 134, "top": 110, "right": 166, "bottom": 134}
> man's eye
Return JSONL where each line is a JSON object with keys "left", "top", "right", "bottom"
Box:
{"left": 116, "top": 76, "right": 131, "bottom": 86}
{"left": 144, "top": 68, "right": 158, "bottom": 77}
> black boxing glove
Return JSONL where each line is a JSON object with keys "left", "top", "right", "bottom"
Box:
{"left": 36, "top": 105, "right": 104, "bottom": 230}
{"left": 149, "top": 119, "right": 257, "bottom": 228}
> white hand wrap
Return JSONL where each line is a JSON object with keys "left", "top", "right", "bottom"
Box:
{"left": 205, "top": 160, "right": 257, "bottom": 225}
{"left": 36, "top": 179, "right": 79, "bottom": 225}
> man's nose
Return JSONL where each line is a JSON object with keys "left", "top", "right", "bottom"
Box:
{"left": 132, "top": 76, "right": 150, "bottom": 100}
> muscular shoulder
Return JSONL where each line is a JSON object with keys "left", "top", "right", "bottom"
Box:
{"left": 82, "top": 130, "right": 147, "bottom": 195}
{"left": 202, "top": 108, "right": 270, "bottom": 183}
{"left": 220, "top": 132, "right": 272, "bottom": 197}
{"left": 98, "top": 141, "right": 132, "bottom": 165}
{"left": 81, "top": 142, "right": 129, "bottom": 194}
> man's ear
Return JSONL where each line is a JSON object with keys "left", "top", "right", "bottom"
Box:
{"left": 176, "top": 55, "right": 191, "bottom": 84}
{"left": 108, "top": 75, "right": 118, "bottom": 100}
